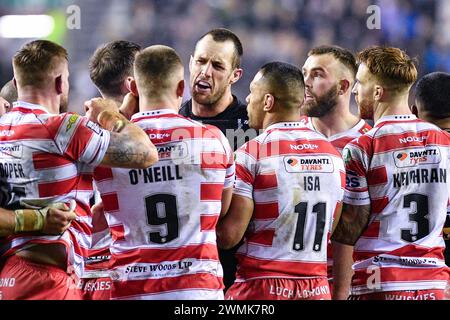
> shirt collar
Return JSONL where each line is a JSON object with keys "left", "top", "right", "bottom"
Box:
{"left": 13, "top": 101, "right": 51, "bottom": 114}
{"left": 131, "top": 108, "right": 178, "bottom": 121}
{"left": 375, "top": 114, "right": 417, "bottom": 127}
{"left": 264, "top": 122, "right": 306, "bottom": 132}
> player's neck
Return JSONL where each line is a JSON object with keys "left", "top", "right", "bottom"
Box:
{"left": 263, "top": 112, "right": 300, "bottom": 130}
{"left": 139, "top": 95, "right": 181, "bottom": 114}
{"left": 313, "top": 103, "right": 360, "bottom": 138}
{"left": 374, "top": 95, "right": 412, "bottom": 123}
{"left": 17, "top": 91, "right": 59, "bottom": 114}
{"left": 191, "top": 90, "right": 234, "bottom": 118}
{"left": 102, "top": 94, "right": 124, "bottom": 108}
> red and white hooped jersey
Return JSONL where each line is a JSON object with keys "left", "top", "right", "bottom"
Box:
{"left": 343, "top": 115, "right": 450, "bottom": 295}
{"left": 300, "top": 116, "right": 372, "bottom": 279}
{"left": 0, "top": 101, "right": 110, "bottom": 277}
{"left": 300, "top": 116, "right": 372, "bottom": 154}
{"left": 233, "top": 122, "right": 345, "bottom": 282}
{"left": 94, "top": 109, "right": 235, "bottom": 300}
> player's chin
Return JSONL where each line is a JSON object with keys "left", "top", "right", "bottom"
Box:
{"left": 192, "top": 93, "right": 215, "bottom": 105}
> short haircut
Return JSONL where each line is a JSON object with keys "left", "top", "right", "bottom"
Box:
{"left": 13, "top": 40, "right": 68, "bottom": 88}
{"left": 134, "top": 45, "right": 183, "bottom": 98}
{"left": 357, "top": 46, "right": 418, "bottom": 91}
{"left": 259, "top": 61, "right": 305, "bottom": 109}
{"left": 415, "top": 72, "right": 450, "bottom": 118}
{"left": 89, "top": 40, "right": 141, "bottom": 97}
{"left": 0, "top": 80, "right": 18, "bottom": 105}
{"left": 196, "top": 28, "right": 243, "bottom": 69}
{"left": 308, "top": 45, "right": 357, "bottom": 78}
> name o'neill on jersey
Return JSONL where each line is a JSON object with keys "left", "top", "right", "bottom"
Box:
{"left": 129, "top": 165, "right": 182, "bottom": 185}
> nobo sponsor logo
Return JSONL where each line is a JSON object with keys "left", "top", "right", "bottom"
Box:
{"left": 149, "top": 133, "right": 171, "bottom": 140}
{"left": 0, "top": 130, "right": 14, "bottom": 137}
{"left": 289, "top": 143, "right": 319, "bottom": 151}
{"left": 399, "top": 136, "right": 428, "bottom": 144}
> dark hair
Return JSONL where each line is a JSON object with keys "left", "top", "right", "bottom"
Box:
{"left": 196, "top": 28, "right": 243, "bottom": 69}
{"left": 13, "top": 40, "right": 68, "bottom": 88}
{"left": 357, "top": 46, "right": 417, "bottom": 90}
{"left": 89, "top": 40, "right": 141, "bottom": 98}
{"left": 134, "top": 45, "right": 184, "bottom": 97}
{"left": 259, "top": 61, "right": 305, "bottom": 108}
{"left": 415, "top": 72, "right": 450, "bottom": 118}
{"left": 308, "top": 45, "right": 357, "bottom": 77}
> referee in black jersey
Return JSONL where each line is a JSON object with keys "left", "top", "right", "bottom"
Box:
{"left": 180, "top": 28, "right": 255, "bottom": 291}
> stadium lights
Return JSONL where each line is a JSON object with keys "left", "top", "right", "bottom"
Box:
{"left": 0, "top": 15, "right": 55, "bottom": 38}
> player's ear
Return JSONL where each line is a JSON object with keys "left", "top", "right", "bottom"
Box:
{"left": 129, "top": 78, "right": 139, "bottom": 97}
{"left": 339, "top": 79, "right": 351, "bottom": 95}
{"left": 263, "top": 94, "right": 275, "bottom": 112}
{"left": 374, "top": 85, "right": 383, "bottom": 101}
{"left": 411, "top": 103, "right": 419, "bottom": 117}
{"left": 229, "top": 68, "right": 243, "bottom": 85}
{"left": 176, "top": 79, "right": 185, "bottom": 98}
{"left": 125, "top": 76, "right": 134, "bottom": 93}
{"left": 55, "top": 75, "right": 63, "bottom": 95}
{"left": 12, "top": 78, "right": 17, "bottom": 89}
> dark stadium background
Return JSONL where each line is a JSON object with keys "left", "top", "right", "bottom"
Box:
{"left": 0, "top": 0, "right": 448, "bottom": 115}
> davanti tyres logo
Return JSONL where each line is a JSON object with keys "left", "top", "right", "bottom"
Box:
{"left": 287, "top": 158, "right": 298, "bottom": 167}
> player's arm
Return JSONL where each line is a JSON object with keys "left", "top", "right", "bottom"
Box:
{"left": 331, "top": 203, "right": 371, "bottom": 300}
{"left": 216, "top": 194, "right": 254, "bottom": 250}
{"left": 0, "top": 204, "right": 76, "bottom": 237}
{"left": 220, "top": 187, "right": 233, "bottom": 219}
{"left": 97, "top": 109, "right": 158, "bottom": 169}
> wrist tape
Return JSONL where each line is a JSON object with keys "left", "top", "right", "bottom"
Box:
{"left": 14, "top": 209, "right": 46, "bottom": 233}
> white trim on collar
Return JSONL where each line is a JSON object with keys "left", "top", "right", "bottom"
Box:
{"left": 131, "top": 108, "right": 177, "bottom": 121}
{"left": 265, "top": 122, "right": 305, "bottom": 132}
{"left": 375, "top": 114, "right": 417, "bottom": 127}
{"left": 13, "top": 101, "right": 50, "bottom": 114}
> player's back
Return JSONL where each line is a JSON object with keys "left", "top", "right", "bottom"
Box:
{"left": 344, "top": 115, "right": 450, "bottom": 294}
{"left": 0, "top": 102, "right": 109, "bottom": 276}
{"left": 94, "top": 109, "right": 234, "bottom": 300}
{"left": 233, "top": 122, "right": 345, "bottom": 281}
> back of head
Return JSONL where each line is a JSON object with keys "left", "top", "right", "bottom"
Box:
{"left": 357, "top": 46, "right": 417, "bottom": 92}
{"left": 259, "top": 61, "right": 305, "bottom": 110}
{"left": 134, "top": 45, "right": 184, "bottom": 99}
{"left": 308, "top": 45, "right": 357, "bottom": 79}
{"left": 13, "top": 40, "right": 68, "bottom": 90}
{"left": 0, "top": 80, "right": 18, "bottom": 105}
{"left": 89, "top": 40, "right": 141, "bottom": 98}
{"left": 196, "top": 28, "right": 243, "bottom": 69}
{"left": 415, "top": 72, "right": 450, "bottom": 119}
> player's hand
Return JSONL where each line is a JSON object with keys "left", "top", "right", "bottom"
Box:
{"left": 41, "top": 202, "right": 77, "bottom": 235}
{"left": 119, "top": 92, "right": 139, "bottom": 120}
{"left": 84, "top": 98, "right": 119, "bottom": 123}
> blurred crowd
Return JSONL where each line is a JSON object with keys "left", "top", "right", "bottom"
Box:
{"left": 0, "top": 0, "right": 448, "bottom": 113}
